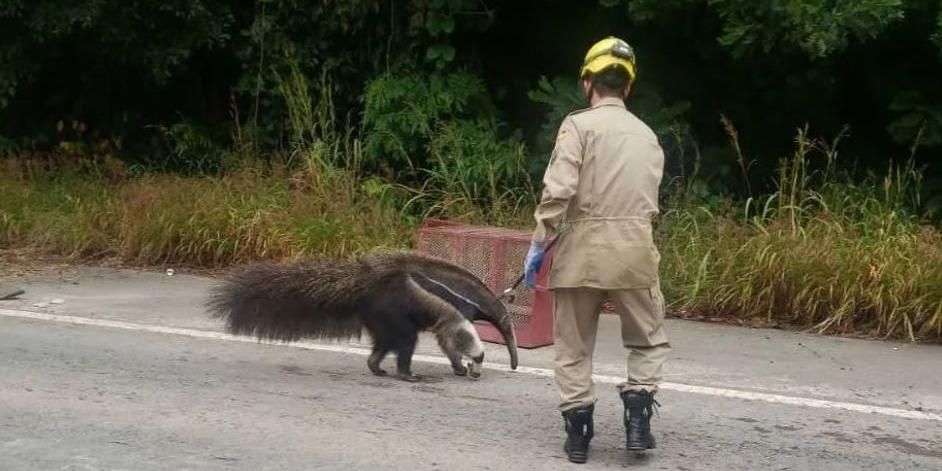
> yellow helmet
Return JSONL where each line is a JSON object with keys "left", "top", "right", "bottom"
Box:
{"left": 579, "top": 36, "right": 637, "bottom": 85}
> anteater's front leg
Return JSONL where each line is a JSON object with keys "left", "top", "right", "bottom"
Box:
{"left": 437, "top": 332, "right": 468, "bottom": 376}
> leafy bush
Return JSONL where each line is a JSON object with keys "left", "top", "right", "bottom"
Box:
{"left": 361, "top": 69, "right": 535, "bottom": 223}
{"left": 361, "top": 70, "right": 497, "bottom": 172}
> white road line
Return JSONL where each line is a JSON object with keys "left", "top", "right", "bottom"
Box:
{"left": 2, "top": 308, "right": 940, "bottom": 422}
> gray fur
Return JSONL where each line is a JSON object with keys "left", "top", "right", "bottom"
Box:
{"left": 206, "top": 249, "right": 518, "bottom": 380}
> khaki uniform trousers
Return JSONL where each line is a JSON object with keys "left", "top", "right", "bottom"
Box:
{"left": 553, "top": 282, "right": 671, "bottom": 412}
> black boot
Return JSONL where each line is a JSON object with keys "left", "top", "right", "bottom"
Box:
{"left": 561, "top": 404, "right": 594, "bottom": 464}
{"left": 621, "top": 390, "right": 660, "bottom": 452}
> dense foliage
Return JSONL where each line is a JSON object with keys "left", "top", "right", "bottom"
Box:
{"left": 2, "top": 1, "right": 941, "bottom": 201}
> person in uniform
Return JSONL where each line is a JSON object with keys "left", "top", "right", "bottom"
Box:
{"left": 524, "top": 36, "right": 671, "bottom": 464}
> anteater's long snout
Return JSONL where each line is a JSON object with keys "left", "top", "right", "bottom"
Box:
{"left": 496, "top": 315, "right": 518, "bottom": 370}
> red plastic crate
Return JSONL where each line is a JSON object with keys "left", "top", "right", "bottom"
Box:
{"left": 415, "top": 218, "right": 555, "bottom": 348}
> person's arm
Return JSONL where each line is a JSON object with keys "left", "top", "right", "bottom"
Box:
{"left": 532, "top": 116, "right": 584, "bottom": 244}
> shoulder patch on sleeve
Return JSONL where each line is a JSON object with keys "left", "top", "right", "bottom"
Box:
{"left": 556, "top": 128, "right": 569, "bottom": 142}
{"left": 556, "top": 106, "right": 590, "bottom": 139}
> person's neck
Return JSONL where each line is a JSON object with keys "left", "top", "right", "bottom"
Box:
{"left": 590, "top": 93, "right": 625, "bottom": 106}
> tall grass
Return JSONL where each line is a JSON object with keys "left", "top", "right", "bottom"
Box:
{"left": 659, "top": 126, "right": 942, "bottom": 341}
{"left": 0, "top": 157, "right": 414, "bottom": 268}
{"left": 397, "top": 120, "right": 538, "bottom": 229}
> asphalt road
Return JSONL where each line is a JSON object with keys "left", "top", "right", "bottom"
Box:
{"left": 2, "top": 313, "right": 941, "bottom": 471}
{"left": 2, "top": 265, "right": 942, "bottom": 470}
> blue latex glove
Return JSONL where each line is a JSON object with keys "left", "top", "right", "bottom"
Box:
{"left": 523, "top": 241, "right": 547, "bottom": 289}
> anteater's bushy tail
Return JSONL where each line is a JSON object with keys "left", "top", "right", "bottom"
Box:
{"left": 206, "top": 259, "right": 369, "bottom": 343}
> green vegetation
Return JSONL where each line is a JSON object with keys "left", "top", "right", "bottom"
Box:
{"left": 659, "top": 127, "right": 942, "bottom": 341}
{"left": 2, "top": 1, "right": 942, "bottom": 342}
{"left": 0, "top": 157, "right": 413, "bottom": 267}
{"left": 3, "top": 116, "right": 940, "bottom": 342}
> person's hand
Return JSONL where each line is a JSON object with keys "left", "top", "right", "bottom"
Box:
{"left": 523, "top": 241, "right": 547, "bottom": 288}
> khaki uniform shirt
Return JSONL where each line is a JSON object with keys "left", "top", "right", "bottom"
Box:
{"left": 533, "top": 97, "right": 664, "bottom": 290}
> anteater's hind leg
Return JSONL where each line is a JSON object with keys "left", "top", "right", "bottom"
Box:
{"left": 395, "top": 333, "right": 421, "bottom": 382}
{"left": 367, "top": 342, "right": 390, "bottom": 377}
